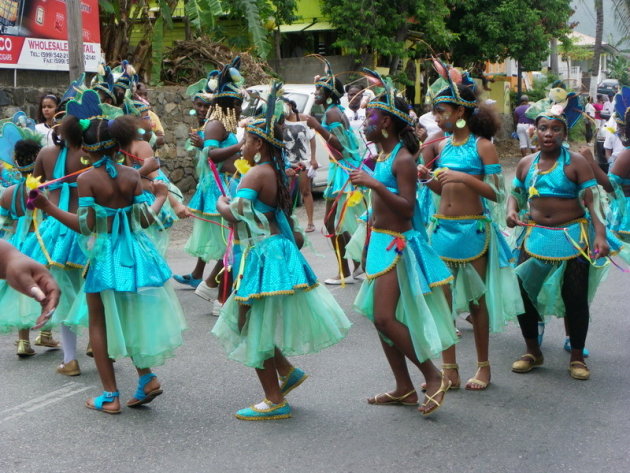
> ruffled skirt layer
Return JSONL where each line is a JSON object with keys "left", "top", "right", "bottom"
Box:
{"left": 354, "top": 228, "right": 457, "bottom": 362}
{"left": 66, "top": 283, "right": 187, "bottom": 369}
{"left": 430, "top": 216, "right": 524, "bottom": 332}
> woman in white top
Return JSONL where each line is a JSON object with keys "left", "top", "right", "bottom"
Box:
{"left": 283, "top": 100, "right": 318, "bottom": 232}
{"left": 35, "top": 94, "right": 60, "bottom": 147}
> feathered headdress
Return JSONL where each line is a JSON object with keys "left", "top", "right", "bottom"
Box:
{"left": 92, "top": 64, "right": 116, "bottom": 103}
{"left": 430, "top": 57, "right": 477, "bottom": 109}
{"left": 245, "top": 81, "right": 285, "bottom": 149}
{"left": 0, "top": 121, "right": 45, "bottom": 172}
{"left": 205, "top": 57, "right": 245, "bottom": 100}
{"left": 525, "top": 81, "right": 583, "bottom": 130}
{"left": 112, "top": 60, "right": 138, "bottom": 92}
{"left": 613, "top": 86, "right": 630, "bottom": 126}
{"left": 10, "top": 111, "right": 36, "bottom": 130}
{"left": 311, "top": 54, "right": 342, "bottom": 98}
{"left": 61, "top": 73, "right": 87, "bottom": 104}
{"left": 186, "top": 73, "right": 216, "bottom": 104}
{"left": 362, "top": 68, "right": 414, "bottom": 126}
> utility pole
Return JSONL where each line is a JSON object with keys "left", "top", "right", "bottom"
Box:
{"left": 66, "top": 0, "right": 85, "bottom": 80}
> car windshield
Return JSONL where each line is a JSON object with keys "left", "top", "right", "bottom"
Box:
{"left": 242, "top": 91, "right": 309, "bottom": 117}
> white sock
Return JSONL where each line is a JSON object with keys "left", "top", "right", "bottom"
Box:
{"left": 61, "top": 325, "right": 77, "bottom": 364}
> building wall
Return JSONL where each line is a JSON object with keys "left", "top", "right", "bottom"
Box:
{"left": 268, "top": 55, "right": 354, "bottom": 84}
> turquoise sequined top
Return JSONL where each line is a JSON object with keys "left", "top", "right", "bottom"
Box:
{"left": 437, "top": 134, "right": 501, "bottom": 176}
{"left": 514, "top": 148, "right": 596, "bottom": 199}
{"left": 373, "top": 142, "right": 403, "bottom": 194}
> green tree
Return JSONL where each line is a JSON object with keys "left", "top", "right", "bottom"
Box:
{"left": 446, "top": 0, "right": 573, "bottom": 70}
{"left": 321, "top": 0, "right": 453, "bottom": 75}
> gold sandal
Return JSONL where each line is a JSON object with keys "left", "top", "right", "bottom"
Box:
{"left": 35, "top": 330, "right": 60, "bottom": 348}
{"left": 420, "top": 375, "right": 451, "bottom": 416}
{"left": 16, "top": 339, "right": 35, "bottom": 357}
{"left": 367, "top": 389, "right": 418, "bottom": 406}
{"left": 466, "top": 361, "right": 491, "bottom": 391}
{"left": 421, "top": 363, "right": 460, "bottom": 391}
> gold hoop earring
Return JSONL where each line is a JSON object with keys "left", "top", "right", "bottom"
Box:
{"left": 381, "top": 129, "right": 389, "bottom": 139}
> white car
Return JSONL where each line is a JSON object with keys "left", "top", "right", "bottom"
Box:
{"left": 241, "top": 84, "right": 329, "bottom": 190}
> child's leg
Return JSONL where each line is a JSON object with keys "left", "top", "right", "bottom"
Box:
{"left": 86, "top": 293, "right": 120, "bottom": 411}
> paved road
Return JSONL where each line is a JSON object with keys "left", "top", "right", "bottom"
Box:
{"left": 0, "top": 202, "right": 628, "bottom": 473}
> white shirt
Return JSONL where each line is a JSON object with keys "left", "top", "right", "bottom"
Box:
{"left": 35, "top": 123, "right": 55, "bottom": 147}
{"left": 418, "top": 111, "right": 441, "bottom": 137}
{"left": 585, "top": 103, "right": 596, "bottom": 118}
{"left": 344, "top": 107, "right": 377, "bottom": 158}
{"left": 604, "top": 132, "right": 625, "bottom": 164}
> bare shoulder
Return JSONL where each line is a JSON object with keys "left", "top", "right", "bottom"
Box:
{"left": 0, "top": 185, "right": 13, "bottom": 209}
{"left": 133, "top": 140, "right": 154, "bottom": 158}
{"left": 476, "top": 137, "right": 498, "bottom": 162}
{"left": 204, "top": 120, "right": 227, "bottom": 140}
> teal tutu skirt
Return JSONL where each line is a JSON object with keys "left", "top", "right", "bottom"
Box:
{"left": 354, "top": 228, "right": 457, "bottom": 362}
{"left": 188, "top": 173, "right": 227, "bottom": 216}
{"left": 430, "top": 215, "right": 523, "bottom": 332}
{"left": 21, "top": 216, "right": 86, "bottom": 268}
{"left": 234, "top": 234, "right": 318, "bottom": 303}
{"left": 184, "top": 216, "right": 228, "bottom": 262}
{"left": 212, "top": 286, "right": 351, "bottom": 369}
{"left": 49, "top": 266, "right": 84, "bottom": 325}
{"left": 608, "top": 196, "right": 630, "bottom": 242}
{"left": 517, "top": 218, "right": 630, "bottom": 318}
{"left": 0, "top": 282, "right": 45, "bottom": 332}
{"left": 66, "top": 283, "right": 187, "bottom": 368}
{"left": 323, "top": 161, "right": 351, "bottom": 199}
{"left": 345, "top": 220, "right": 367, "bottom": 262}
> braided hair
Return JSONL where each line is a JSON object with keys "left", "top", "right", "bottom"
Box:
{"left": 266, "top": 123, "right": 292, "bottom": 218}
{"left": 391, "top": 96, "right": 419, "bottom": 155}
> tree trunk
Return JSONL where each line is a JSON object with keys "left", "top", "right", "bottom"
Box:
{"left": 550, "top": 38, "right": 559, "bottom": 74}
{"left": 590, "top": 0, "right": 604, "bottom": 97}
{"left": 388, "top": 24, "right": 409, "bottom": 76}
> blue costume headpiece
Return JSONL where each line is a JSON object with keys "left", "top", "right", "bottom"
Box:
{"left": 430, "top": 58, "right": 478, "bottom": 109}
{"left": 362, "top": 68, "right": 414, "bottom": 126}
{"left": 525, "top": 82, "right": 583, "bottom": 130}
{"left": 204, "top": 57, "right": 245, "bottom": 101}
{"left": 0, "top": 121, "right": 45, "bottom": 172}
{"left": 311, "top": 54, "right": 342, "bottom": 99}
{"left": 613, "top": 86, "right": 630, "bottom": 127}
{"left": 245, "top": 81, "right": 285, "bottom": 149}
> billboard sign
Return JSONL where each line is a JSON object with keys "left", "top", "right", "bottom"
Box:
{"left": 0, "top": 0, "right": 101, "bottom": 72}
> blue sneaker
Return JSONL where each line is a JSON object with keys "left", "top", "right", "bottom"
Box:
{"left": 563, "top": 338, "right": 590, "bottom": 358}
{"left": 173, "top": 273, "right": 202, "bottom": 289}
{"left": 280, "top": 367, "right": 308, "bottom": 396}
{"left": 235, "top": 399, "right": 291, "bottom": 421}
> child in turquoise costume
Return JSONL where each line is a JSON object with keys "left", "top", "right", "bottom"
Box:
{"left": 304, "top": 55, "right": 366, "bottom": 285}
{"left": 117, "top": 113, "right": 186, "bottom": 256}
{"left": 0, "top": 134, "right": 57, "bottom": 356}
{"left": 585, "top": 86, "right": 630, "bottom": 244}
{"left": 509, "top": 94, "right": 629, "bottom": 381}
{"left": 176, "top": 59, "right": 245, "bottom": 314}
{"left": 350, "top": 70, "right": 457, "bottom": 416}
{"left": 212, "top": 83, "right": 350, "bottom": 421}
{"left": 21, "top": 90, "right": 108, "bottom": 376}
{"left": 418, "top": 62, "right": 523, "bottom": 392}
{"left": 32, "top": 116, "right": 186, "bottom": 415}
